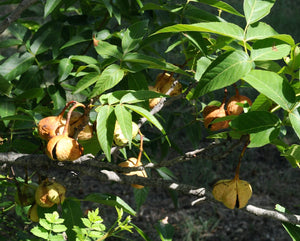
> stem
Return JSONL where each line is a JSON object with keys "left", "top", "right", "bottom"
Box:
{"left": 135, "top": 130, "right": 144, "bottom": 167}
{"left": 234, "top": 135, "right": 250, "bottom": 179}
{"left": 62, "top": 102, "right": 85, "bottom": 136}
{"left": 58, "top": 101, "right": 77, "bottom": 120}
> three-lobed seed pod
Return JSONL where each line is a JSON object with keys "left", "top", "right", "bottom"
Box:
{"left": 226, "top": 88, "right": 252, "bottom": 116}
{"left": 148, "top": 72, "right": 182, "bottom": 109}
{"left": 203, "top": 103, "right": 229, "bottom": 131}
{"left": 118, "top": 157, "right": 147, "bottom": 189}
{"left": 212, "top": 177, "right": 252, "bottom": 209}
{"left": 38, "top": 101, "right": 76, "bottom": 140}
{"left": 46, "top": 102, "right": 85, "bottom": 161}
{"left": 113, "top": 121, "right": 139, "bottom": 146}
{"left": 35, "top": 179, "right": 66, "bottom": 208}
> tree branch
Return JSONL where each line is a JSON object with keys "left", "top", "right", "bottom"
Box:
{"left": 1, "top": 152, "right": 300, "bottom": 225}
{"left": 0, "top": 0, "right": 39, "bottom": 35}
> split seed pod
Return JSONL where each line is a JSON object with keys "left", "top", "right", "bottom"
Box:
{"left": 38, "top": 101, "right": 75, "bottom": 140}
{"left": 204, "top": 103, "right": 229, "bottom": 131}
{"left": 227, "top": 88, "right": 252, "bottom": 116}
{"left": 154, "top": 73, "right": 175, "bottom": 94}
{"left": 212, "top": 178, "right": 252, "bottom": 209}
{"left": 46, "top": 102, "right": 85, "bottom": 161}
{"left": 118, "top": 157, "right": 147, "bottom": 189}
{"left": 113, "top": 121, "right": 139, "bottom": 146}
{"left": 148, "top": 86, "right": 162, "bottom": 109}
{"left": 35, "top": 179, "right": 66, "bottom": 208}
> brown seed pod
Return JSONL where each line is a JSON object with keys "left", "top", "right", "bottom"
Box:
{"left": 38, "top": 101, "right": 76, "bottom": 140}
{"left": 35, "top": 181, "right": 55, "bottom": 208}
{"left": 148, "top": 86, "right": 162, "bottom": 109}
{"left": 47, "top": 182, "right": 66, "bottom": 204}
{"left": 227, "top": 88, "right": 252, "bottom": 116}
{"left": 118, "top": 157, "right": 147, "bottom": 189}
{"left": 204, "top": 103, "right": 229, "bottom": 131}
{"left": 169, "top": 81, "right": 182, "bottom": 96}
{"left": 46, "top": 102, "right": 85, "bottom": 161}
{"left": 28, "top": 204, "right": 39, "bottom": 222}
{"left": 154, "top": 73, "right": 175, "bottom": 94}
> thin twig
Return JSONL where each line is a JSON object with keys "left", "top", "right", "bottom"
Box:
{"left": 0, "top": 0, "right": 39, "bottom": 35}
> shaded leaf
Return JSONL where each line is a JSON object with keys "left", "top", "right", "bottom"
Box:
{"left": 84, "top": 193, "right": 136, "bottom": 216}
{"left": 61, "top": 198, "right": 83, "bottom": 241}
{"left": 0, "top": 52, "right": 34, "bottom": 82}
{"left": 281, "top": 144, "right": 300, "bottom": 168}
{"left": 44, "top": 0, "right": 62, "bottom": 17}
{"left": 230, "top": 111, "right": 281, "bottom": 147}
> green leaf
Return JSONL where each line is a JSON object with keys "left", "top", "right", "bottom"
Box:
{"left": 70, "top": 55, "right": 98, "bottom": 65}
{"left": 153, "top": 22, "right": 245, "bottom": 41}
{"left": 230, "top": 111, "right": 281, "bottom": 147}
{"left": 120, "top": 90, "right": 165, "bottom": 104}
{"left": 30, "top": 22, "right": 61, "bottom": 55}
{"left": 155, "top": 219, "right": 174, "bottom": 241}
{"left": 60, "top": 36, "right": 90, "bottom": 50}
{"left": 251, "top": 38, "right": 291, "bottom": 61}
{"left": 39, "top": 218, "right": 52, "bottom": 231}
{"left": 193, "top": 0, "right": 244, "bottom": 17}
{"left": 251, "top": 93, "right": 273, "bottom": 111}
{"left": 281, "top": 144, "right": 300, "bottom": 168}
{"left": 133, "top": 188, "right": 149, "bottom": 212}
{"left": 0, "top": 100, "right": 16, "bottom": 127}
{"left": 275, "top": 205, "right": 300, "bottom": 241}
{"left": 73, "top": 72, "right": 100, "bottom": 95}
{"left": 124, "top": 104, "right": 167, "bottom": 137}
{"left": 193, "top": 50, "right": 252, "bottom": 97}
{"left": 58, "top": 58, "right": 73, "bottom": 82}
{"left": 195, "top": 57, "right": 212, "bottom": 81}
{"left": 61, "top": 198, "right": 84, "bottom": 241}
{"left": 131, "top": 223, "right": 152, "bottom": 241}
{"left": 114, "top": 104, "right": 133, "bottom": 147}
{"left": 122, "top": 20, "right": 148, "bottom": 54}
{"left": 47, "top": 85, "right": 66, "bottom": 110}
{"left": 127, "top": 72, "right": 149, "bottom": 91}
{"left": 289, "top": 108, "right": 300, "bottom": 140}
{"left": 243, "top": 69, "right": 295, "bottom": 111}
{"left": 0, "top": 39, "right": 23, "bottom": 48}
{"left": 183, "top": 4, "right": 221, "bottom": 23}
{"left": 0, "top": 52, "right": 34, "bottom": 82}
{"left": 246, "top": 22, "right": 278, "bottom": 41}
{"left": 94, "top": 40, "right": 123, "bottom": 59}
{"left": 44, "top": 0, "right": 62, "bottom": 17}
{"left": 0, "top": 74, "right": 12, "bottom": 96}
{"left": 243, "top": 0, "right": 276, "bottom": 25}
{"left": 96, "top": 105, "right": 116, "bottom": 162}
{"left": 31, "top": 226, "right": 48, "bottom": 239}
{"left": 123, "top": 53, "right": 187, "bottom": 75}
{"left": 90, "top": 64, "right": 124, "bottom": 98}
{"left": 84, "top": 193, "right": 136, "bottom": 216}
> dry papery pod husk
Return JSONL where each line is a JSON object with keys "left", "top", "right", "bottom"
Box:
{"left": 227, "top": 88, "right": 252, "bottom": 116}
{"left": 38, "top": 101, "right": 76, "bottom": 140}
{"left": 148, "top": 85, "right": 162, "bottom": 109}
{"left": 154, "top": 72, "right": 182, "bottom": 96}
{"left": 113, "top": 121, "right": 139, "bottom": 146}
{"left": 35, "top": 179, "right": 66, "bottom": 208}
{"left": 203, "top": 103, "right": 229, "bottom": 131}
{"left": 46, "top": 102, "right": 85, "bottom": 161}
{"left": 212, "top": 177, "right": 252, "bottom": 209}
{"left": 118, "top": 157, "right": 147, "bottom": 189}
{"left": 57, "top": 111, "right": 94, "bottom": 141}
